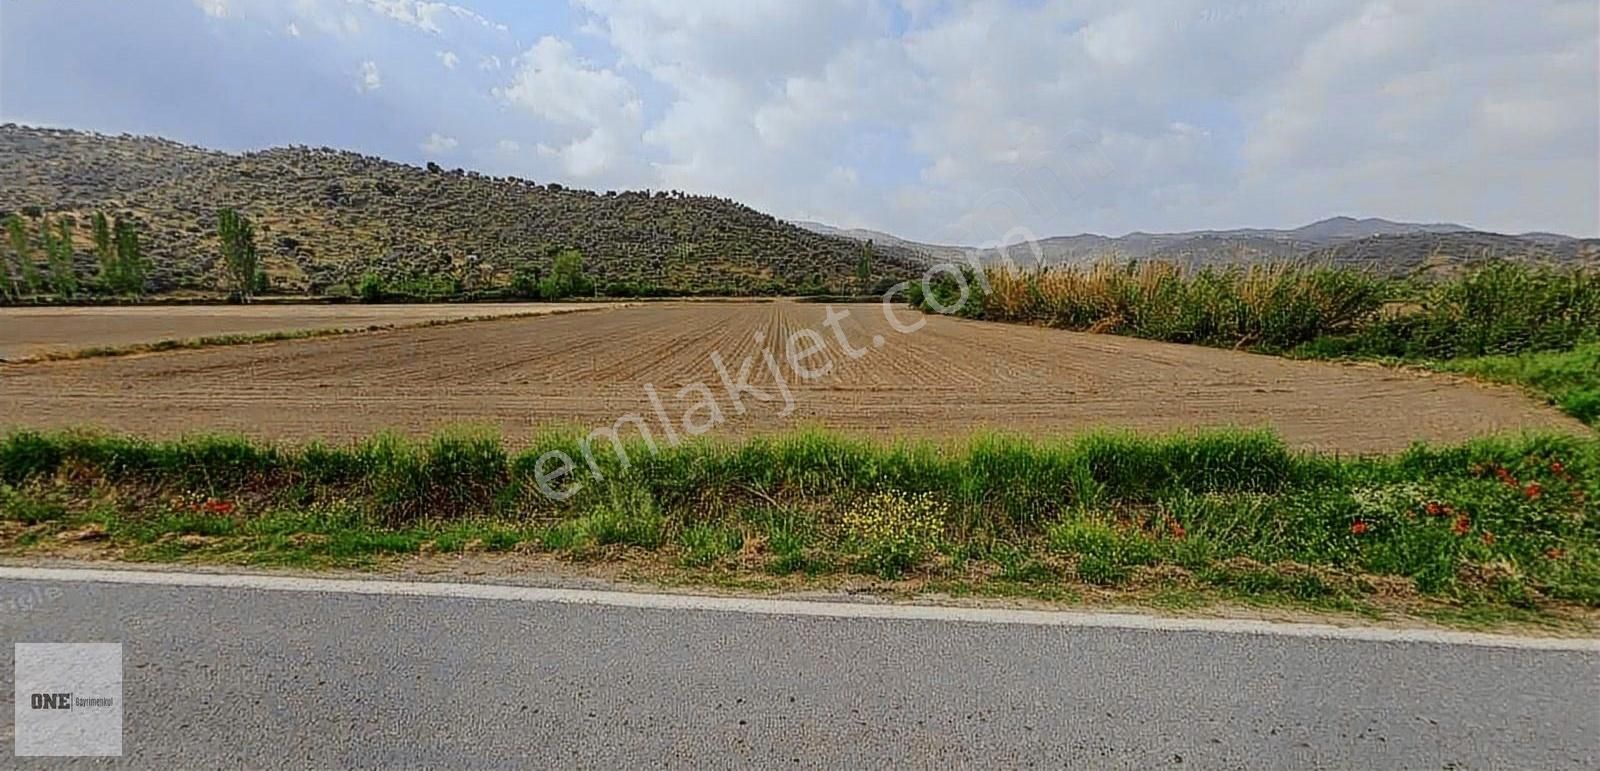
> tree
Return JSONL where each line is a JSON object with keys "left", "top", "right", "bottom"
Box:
{"left": 217, "top": 208, "right": 260, "bottom": 302}
{"left": 6, "top": 214, "right": 41, "bottom": 295}
{"left": 509, "top": 265, "right": 542, "bottom": 299}
{"left": 856, "top": 239, "right": 874, "bottom": 291}
{"left": 0, "top": 216, "right": 16, "bottom": 301}
{"left": 92, "top": 212, "right": 116, "bottom": 290}
{"left": 41, "top": 215, "right": 78, "bottom": 298}
{"left": 358, "top": 272, "right": 386, "bottom": 303}
{"left": 109, "top": 218, "right": 148, "bottom": 296}
{"left": 537, "top": 248, "right": 593, "bottom": 299}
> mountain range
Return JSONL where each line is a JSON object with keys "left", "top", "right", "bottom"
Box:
{"left": 1, "top": 123, "right": 1591, "bottom": 299}
{"left": 799, "top": 217, "right": 1598, "bottom": 276}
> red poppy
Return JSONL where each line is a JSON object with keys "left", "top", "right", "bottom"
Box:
{"left": 1168, "top": 520, "right": 1187, "bottom": 540}
{"left": 1523, "top": 483, "right": 1542, "bottom": 500}
{"left": 201, "top": 499, "right": 236, "bottom": 515}
{"left": 1350, "top": 520, "right": 1370, "bottom": 535}
{"left": 1546, "top": 547, "right": 1566, "bottom": 560}
{"left": 1480, "top": 532, "right": 1496, "bottom": 546}
{"left": 1452, "top": 515, "right": 1471, "bottom": 536}
{"left": 1549, "top": 460, "right": 1565, "bottom": 476}
{"left": 1424, "top": 501, "right": 1444, "bottom": 516}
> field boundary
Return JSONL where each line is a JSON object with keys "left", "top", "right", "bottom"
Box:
{"left": 2, "top": 303, "right": 632, "bottom": 364}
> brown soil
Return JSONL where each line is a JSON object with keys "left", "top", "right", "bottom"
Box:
{"left": 0, "top": 302, "right": 615, "bottom": 359}
{"left": 0, "top": 300, "right": 1585, "bottom": 452}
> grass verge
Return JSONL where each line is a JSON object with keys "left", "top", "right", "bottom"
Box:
{"left": 1, "top": 427, "right": 1596, "bottom": 629}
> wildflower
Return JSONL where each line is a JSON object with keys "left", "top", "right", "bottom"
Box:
{"left": 1350, "top": 520, "right": 1370, "bottom": 535}
{"left": 1494, "top": 467, "right": 1519, "bottom": 489}
{"left": 1549, "top": 460, "right": 1565, "bottom": 476}
{"left": 1168, "top": 520, "right": 1187, "bottom": 540}
{"left": 201, "top": 499, "right": 236, "bottom": 515}
{"left": 1480, "top": 532, "right": 1496, "bottom": 546}
{"left": 1546, "top": 547, "right": 1566, "bottom": 560}
{"left": 1452, "top": 515, "right": 1471, "bottom": 536}
{"left": 1424, "top": 501, "right": 1445, "bottom": 517}
{"left": 1523, "top": 483, "right": 1542, "bottom": 500}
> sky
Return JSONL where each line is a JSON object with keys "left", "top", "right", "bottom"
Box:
{"left": 1, "top": 0, "right": 1595, "bottom": 244}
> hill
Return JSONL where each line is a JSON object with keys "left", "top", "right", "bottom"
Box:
{"left": 800, "top": 216, "right": 1595, "bottom": 276}
{"left": 0, "top": 124, "right": 923, "bottom": 296}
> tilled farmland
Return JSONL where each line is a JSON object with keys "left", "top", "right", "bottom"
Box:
{"left": 0, "top": 302, "right": 617, "bottom": 360}
{"left": 0, "top": 301, "right": 1583, "bottom": 452}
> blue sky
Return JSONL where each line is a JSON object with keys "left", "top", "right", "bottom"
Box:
{"left": 2, "top": 0, "right": 1595, "bottom": 241}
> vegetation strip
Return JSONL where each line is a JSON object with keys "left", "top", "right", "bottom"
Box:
{"left": 1, "top": 427, "right": 1595, "bottom": 628}
{"left": 5, "top": 304, "right": 624, "bottom": 364}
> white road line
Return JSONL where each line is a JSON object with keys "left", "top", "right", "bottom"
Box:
{"left": 1, "top": 565, "right": 1596, "bottom": 651}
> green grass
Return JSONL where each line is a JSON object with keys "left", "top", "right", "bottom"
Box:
{"left": 1, "top": 427, "right": 1597, "bottom": 619}
{"left": 1434, "top": 343, "right": 1600, "bottom": 426}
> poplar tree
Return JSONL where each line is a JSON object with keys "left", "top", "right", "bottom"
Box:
{"left": 6, "top": 214, "right": 40, "bottom": 295}
{"left": 110, "top": 218, "right": 148, "bottom": 296}
{"left": 42, "top": 215, "right": 78, "bottom": 298}
{"left": 92, "top": 212, "right": 116, "bottom": 291}
{"left": 218, "top": 208, "right": 260, "bottom": 302}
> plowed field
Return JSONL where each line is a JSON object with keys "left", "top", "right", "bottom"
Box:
{"left": 0, "top": 302, "right": 616, "bottom": 360}
{"left": 0, "top": 301, "right": 1583, "bottom": 452}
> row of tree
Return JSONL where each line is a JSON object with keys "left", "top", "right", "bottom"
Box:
{"left": 0, "top": 207, "right": 263, "bottom": 303}
{"left": 1, "top": 212, "right": 149, "bottom": 301}
{"left": 2, "top": 205, "right": 641, "bottom": 304}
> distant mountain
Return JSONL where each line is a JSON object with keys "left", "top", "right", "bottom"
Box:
{"left": 793, "top": 221, "right": 963, "bottom": 264}
{"left": 0, "top": 124, "right": 925, "bottom": 295}
{"left": 798, "top": 216, "right": 1592, "bottom": 276}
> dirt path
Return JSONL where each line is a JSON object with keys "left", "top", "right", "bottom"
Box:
{"left": 0, "top": 302, "right": 617, "bottom": 359}
{"left": 0, "top": 301, "right": 1584, "bottom": 452}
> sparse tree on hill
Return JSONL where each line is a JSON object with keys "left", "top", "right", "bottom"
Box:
{"left": 217, "top": 207, "right": 260, "bottom": 302}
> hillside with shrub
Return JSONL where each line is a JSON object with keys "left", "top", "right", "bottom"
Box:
{"left": 0, "top": 124, "right": 924, "bottom": 297}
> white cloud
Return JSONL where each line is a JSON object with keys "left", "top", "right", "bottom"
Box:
{"left": 24, "top": 0, "right": 1597, "bottom": 241}
{"left": 420, "top": 132, "right": 457, "bottom": 153}
{"left": 356, "top": 59, "right": 381, "bottom": 91}
{"left": 494, "top": 36, "right": 643, "bottom": 179}
{"left": 364, "top": 0, "right": 503, "bottom": 35}
{"left": 569, "top": 0, "right": 1598, "bottom": 240}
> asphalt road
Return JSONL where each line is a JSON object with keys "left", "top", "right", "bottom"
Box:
{"left": 1, "top": 571, "right": 1597, "bottom": 769}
